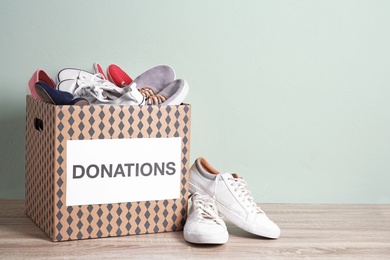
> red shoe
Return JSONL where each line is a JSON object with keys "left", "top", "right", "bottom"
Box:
{"left": 106, "top": 64, "right": 133, "bottom": 87}
{"left": 92, "top": 62, "right": 107, "bottom": 79}
{"left": 28, "top": 69, "right": 56, "bottom": 100}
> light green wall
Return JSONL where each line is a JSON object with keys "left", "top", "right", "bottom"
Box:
{"left": 1, "top": 0, "right": 389, "bottom": 203}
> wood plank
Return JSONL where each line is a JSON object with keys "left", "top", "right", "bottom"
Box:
{"left": 0, "top": 200, "right": 389, "bottom": 259}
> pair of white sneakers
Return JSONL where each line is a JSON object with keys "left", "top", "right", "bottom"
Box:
{"left": 183, "top": 157, "right": 281, "bottom": 244}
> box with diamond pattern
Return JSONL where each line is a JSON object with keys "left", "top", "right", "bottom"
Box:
{"left": 25, "top": 95, "right": 191, "bottom": 241}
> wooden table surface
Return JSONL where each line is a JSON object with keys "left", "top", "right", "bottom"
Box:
{"left": 0, "top": 199, "right": 389, "bottom": 259}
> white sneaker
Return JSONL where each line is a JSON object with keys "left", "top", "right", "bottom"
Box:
{"left": 183, "top": 192, "right": 228, "bottom": 244}
{"left": 189, "top": 157, "right": 281, "bottom": 239}
{"left": 57, "top": 70, "right": 145, "bottom": 105}
{"left": 56, "top": 68, "right": 98, "bottom": 83}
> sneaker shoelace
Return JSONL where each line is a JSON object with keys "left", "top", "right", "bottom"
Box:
{"left": 213, "top": 174, "right": 264, "bottom": 215}
{"left": 229, "top": 176, "right": 264, "bottom": 214}
{"left": 139, "top": 87, "right": 167, "bottom": 105}
{"left": 192, "top": 194, "right": 224, "bottom": 225}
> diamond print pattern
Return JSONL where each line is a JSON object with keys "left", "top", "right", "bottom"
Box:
{"left": 25, "top": 96, "right": 191, "bottom": 241}
{"left": 25, "top": 97, "right": 56, "bottom": 239}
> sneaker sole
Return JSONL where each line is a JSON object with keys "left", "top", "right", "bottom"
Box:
{"left": 183, "top": 230, "right": 228, "bottom": 244}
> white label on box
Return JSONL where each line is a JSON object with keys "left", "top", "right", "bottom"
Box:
{"left": 66, "top": 137, "right": 182, "bottom": 206}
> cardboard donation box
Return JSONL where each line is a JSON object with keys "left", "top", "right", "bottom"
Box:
{"left": 25, "top": 95, "right": 191, "bottom": 241}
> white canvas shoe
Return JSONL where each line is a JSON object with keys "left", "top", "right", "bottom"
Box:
{"left": 56, "top": 68, "right": 97, "bottom": 83}
{"left": 189, "top": 157, "right": 281, "bottom": 239}
{"left": 183, "top": 192, "right": 228, "bottom": 244}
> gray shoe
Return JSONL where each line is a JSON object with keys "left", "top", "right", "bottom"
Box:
{"left": 158, "top": 79, "right": 189, "bottom": 105}
{"left": 133, "top": 66, "right": 188, "bottom": 105}
{"left": 132, "top": 65, "right": 176, "bottom": 92}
